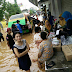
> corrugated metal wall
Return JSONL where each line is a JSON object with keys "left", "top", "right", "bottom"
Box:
{"left": 50, "top": 0, "right": 72, "bottom": 17}
{"left": 29, "top": 0, "right": 38, "bottom": 6}
{"left": 50, "top": 0, "right": 61, "bottom": 17}
{"left": 61, "top": 0, "right": 72, "bottom": 14}
{"left": 38, "top": 0, "right": 72, "bottom": 17}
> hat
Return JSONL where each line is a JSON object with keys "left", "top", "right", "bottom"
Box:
{"left": 17, "top": 20, "right": 20, "bottom": 23}
{"left": 7, "top": 28, "right": 11, "bottom": 32}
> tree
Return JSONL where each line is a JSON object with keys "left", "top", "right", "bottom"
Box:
{"left": 0, "top": 1, "right": 21, "bottom": 21}
{"left": 6, "top": 2, "right": 21, "bottom": 20}
{"left": 14, "top": 0, "right": 17, "bottom": 4}
{"left": 30, "top": 9, "right": 35, "bottom": 15}
{"left": 5, "top": 13, "right": 9, "bottom": 20}
{"left": 0, "top": 10, "right": 4, "bottom": 21}
{"left": 0, "top": 0, "right": 6, "bottom": 21}
{"left": 0, "top": 0, "right": 2, "bottom": 5}
{"left": 13, "top": 3, "right": 21, "bottom": 14}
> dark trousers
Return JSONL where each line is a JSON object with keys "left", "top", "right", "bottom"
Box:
{"left": 29, "top": 28, "right": 32, "bottom": 33}
{"left": 0, "top": 36, "right": 4, "bottom": 42}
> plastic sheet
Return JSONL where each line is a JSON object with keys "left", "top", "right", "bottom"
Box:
{"left": 48, "top": 32, "right": 56, "bottom": 39}
{"left": 61, "top": 35, "right": 72, "bottom": 45}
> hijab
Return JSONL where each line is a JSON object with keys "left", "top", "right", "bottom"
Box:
{"left": 59, "top": 14, "right": 62, "bottom": 17}
{"left": 45, "top": 20, "right": 51, "bottom": 32}
{"left": 62, "top": 11, "right": 72, "bottom": 22}
{"left": 59, "top": 14, "right": 66, "bottom": 27}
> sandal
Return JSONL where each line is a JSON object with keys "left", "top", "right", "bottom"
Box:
{"left": 46, "top": 61, "right": 55, "bottom": 69}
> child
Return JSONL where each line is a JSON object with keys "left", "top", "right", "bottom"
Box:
{"left": 0, "top": 21, "right": 4, "bottom": 42}
{"left": 37, "top": 20, "right": 41, "bottom": 27}
{"left": 34, "top": 27, "right": 42, "bottom": 49}
{"left": 0, "top": 32, "right": 4, "bottom": 42}
{"left": 27, "top": 21, "right": 32, "bottom": 33}
{"left": 25, "top": 17, "right": 32, "bottom": 33}
{"left": 35, "top": 20, "right": 40, "bottom": 27}
{"left": 13, "top": 32, "right": 31, "bottom": 72}
{"left": 16, "top": 20, "right": 23, "bottom": 34}
{"left": 11, "top": 24, "right": 19, "bottom": 38}
{"left": 35, "top": 20, "right": 41, "bottom": 32}
{"left": 6, "top": 28, "right": 15, "bottom": 53}
{"left": 40, "top": 21, "right": 45, "bottom": 31}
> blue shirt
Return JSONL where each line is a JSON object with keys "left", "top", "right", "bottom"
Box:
{"left": 16, "top": 24, "right": 22, "bottom": 33}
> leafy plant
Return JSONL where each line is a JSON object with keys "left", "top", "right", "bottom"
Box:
{"left": 0, "top": 0, "right": 21, "bottom": 21}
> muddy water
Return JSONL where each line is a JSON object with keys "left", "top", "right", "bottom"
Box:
{"left": 0, "top": 28, "right": 45, "bottom": 72}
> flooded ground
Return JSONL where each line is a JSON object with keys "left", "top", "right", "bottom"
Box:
{"left": 0, "top": 28, "right": 45, "bottom": 72}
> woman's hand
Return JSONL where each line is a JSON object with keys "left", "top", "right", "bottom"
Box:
{"left": 14, "top": 47, "right": 29, "bottom": 58}
{"left": 53, "top": 24, "right": 56, "bottom": 28}
{"left": 32, "top": 59, "right": 38, "bottom": 62}
{"left": 59, "top": 28, "right": 63, "bottom": 31}
{"left": 14, "top": 41, "right": 30, "bottom": 58}
{"left": 67, "top": 28, "right": 70, "bottom": 30}
{"left": 26, "top": 42, "right": 30, "bottom": 51}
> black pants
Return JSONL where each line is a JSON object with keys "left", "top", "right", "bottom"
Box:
{"left": 0, "top": 36, "right": 4, "bottom": 42}
{"left": 29, "top": 28, "right": 32, "bottom": 33}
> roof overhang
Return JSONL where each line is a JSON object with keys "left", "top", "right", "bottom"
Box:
{"left": 29, "top": 0, "right": 38, "bottom": 6}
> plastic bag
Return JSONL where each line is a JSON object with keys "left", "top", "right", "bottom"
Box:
{"left": 48, "top": 32, "right": 55, "bottom": 39}
{"left": 61, "top": 35, "right": 72, "bottom": 45}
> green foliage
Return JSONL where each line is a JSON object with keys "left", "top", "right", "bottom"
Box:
{"left": 30, "top": 9, "right": 35, "bottom": 15}
{"left": 13, "top": 4, "right": 21, "bottom": 14}
{"left": 0, "top": 0, "right": 21, "bottom": 21}
{"left": 2, "top": 0, "right": 7, "bottom": 11}
{"left": 6, "top": 2, "right": 21, "bottom": 20}
{"left": 4, "top": 13, "right": 9, "bottom": 20}
{"left": 14, "top": 0, "right": 17, "bottom": 4}
{"left": 0, "top": 0, "right": 6, "bottom": 21}
{"left": 0, "top": 0, "right": 2, "bottom": 5}
{"left": 0, "top": 10, "right": 4, "bottom": 21}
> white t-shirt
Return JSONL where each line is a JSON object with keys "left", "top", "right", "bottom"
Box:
{"left": 40, "top": 25, "right": 43, "bottom": 31}
{"left": 38, "top": 15, "right": 43, "bottom": 21}
{"left": 40, "top": 25, "right": 45, "bottom": 31}
{"left": 56, "top": 30, "right": 60, "bottom": 35}
{"left": 35, "top": 24, "right": 38, "bottom": 27}
{"left": 27, "top": 21, "right": 30, "bottom": 24}
{"left": 27, "top": 21, "right": 31, "bottom": 29}
{"left": 34, "top": 33, "right": 42, "bottom": 41}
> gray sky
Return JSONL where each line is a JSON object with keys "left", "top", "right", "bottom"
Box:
{"left": 6, "top": 0, "right": 39, "bottom": 10}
